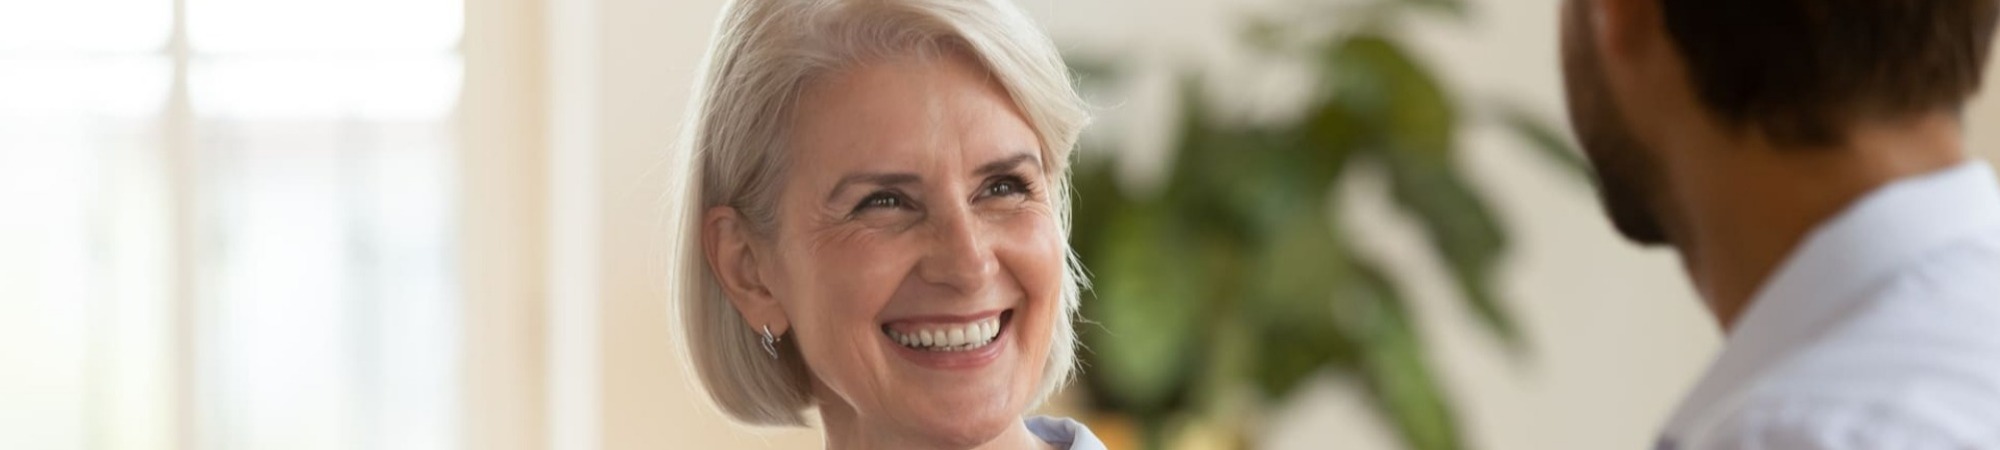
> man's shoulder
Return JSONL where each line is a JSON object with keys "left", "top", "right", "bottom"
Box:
{"left": 1893, "top": 228, "right": 2000, "bottom": 296}
{"left": 1828, "top": 228, "right": 2000, "bottom": 359}
{"left": 1760, "top": 230, "right": 2000, "bottom": 416}
{"left": 1686, "top": 348, "right": 2000, "bottom": 449}
{"left": 1686, "top": 236, "right": 2000, "bottom": 449}
{"left": 1682, "top": 391, "right": 1998, "bottom": 450}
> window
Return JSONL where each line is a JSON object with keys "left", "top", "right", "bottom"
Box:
{"left": 0, "top": 0, "right": 463, "bottom": 448}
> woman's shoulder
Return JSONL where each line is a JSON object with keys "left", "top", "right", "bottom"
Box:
{"left": 1025, "top": 416, "right": 1108, "bottom": 450}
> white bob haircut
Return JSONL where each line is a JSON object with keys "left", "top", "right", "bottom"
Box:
{"left": 667, "top": 0, "right": 1091, "bottom": 427}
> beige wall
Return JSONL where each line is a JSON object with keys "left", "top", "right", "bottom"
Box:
{"left": 613, "top": 0, "right": 2000, "bottom": 449}
{"left": 461, "top": 0, "right": 550, "bottom": 448}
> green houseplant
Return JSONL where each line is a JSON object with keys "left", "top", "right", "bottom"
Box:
{"left": 1066, "top": 0, "right": 1586, "bottom": 448}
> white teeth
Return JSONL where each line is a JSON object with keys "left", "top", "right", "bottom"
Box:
{"left": 883, "top": 316, "right": 1003, "bottom": 352}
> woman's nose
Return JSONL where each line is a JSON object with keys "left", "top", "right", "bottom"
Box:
{"left": 915, "top": 206, "right": 998, "bottom": 294}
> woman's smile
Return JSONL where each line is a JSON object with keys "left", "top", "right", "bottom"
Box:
{"left": 880, "top": 309, "right": 1015, "bottom": 370}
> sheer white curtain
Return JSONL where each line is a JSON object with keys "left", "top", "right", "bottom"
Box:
{"left": 0, "top": 0, "right": 463, "bottom": 448}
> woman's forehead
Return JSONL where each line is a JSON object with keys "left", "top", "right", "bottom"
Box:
{"left": 787, "top": 56, "right": 1041, "bottom": 175}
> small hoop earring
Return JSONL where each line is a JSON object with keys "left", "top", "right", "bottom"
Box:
{"left": 760, "top": 324, "right": 779, "bottom": 360}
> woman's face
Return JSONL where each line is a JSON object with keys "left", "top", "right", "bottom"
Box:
{"left": 761, "top": 53, "right": 1064, "bottom": 446}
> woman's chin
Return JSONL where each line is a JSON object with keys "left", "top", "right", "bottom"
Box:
{"left": 883, "top": 370, "right": 1030, "bottom": 447}
{"left": 898, "top": 405, "right": 1019, "bottom": 449}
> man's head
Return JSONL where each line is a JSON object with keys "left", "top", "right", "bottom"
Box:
{"left": 1559, "top": 0, "right": 2000, "bottom": 245}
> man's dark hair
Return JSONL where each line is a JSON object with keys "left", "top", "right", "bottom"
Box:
{"left": 1660, "top": 0, "right": 2000, "bottom": 146}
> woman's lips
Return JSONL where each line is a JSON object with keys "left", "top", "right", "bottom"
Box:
{"left": 879, "top": 310, "right": 1012, "bottom": 370}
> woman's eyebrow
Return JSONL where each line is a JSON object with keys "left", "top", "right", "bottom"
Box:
{"left": 826, "top": 172, "right": 920, "bottom": 203}
{"left": 973, "top": 152, "right": 1040, "bottom": 177}
{"left": 823, "top": 153, "right": 1039, "bottom": 202}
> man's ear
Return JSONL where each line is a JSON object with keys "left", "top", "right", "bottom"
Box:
{"left": 703, "top": 206, "right": 789, "bottom": 335}
{"left": 1591, "top": 0, "right": 1665, "bottom": 66}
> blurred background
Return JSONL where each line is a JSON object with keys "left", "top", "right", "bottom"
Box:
{"left": 1, "top": 0, "right": 1994, "bottom": 449}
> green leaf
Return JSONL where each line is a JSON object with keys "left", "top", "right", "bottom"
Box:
{"left": 1247, "top": 210, "right": 1356, "bottom": 397}
{"left": 1349, "top": 257, "right": 1463, "bottom": 450}
{"left": 1069, "top": 157, "right": 1127, "bottom": 252}
{"left": 1378, "top": 147, "right": 1522, "bottom": 348}
{"left": 1164, "top": 78, "right": 1336, "bottom": 239}
{"left": 1322, "top": 35, "right": 1457, "bottom": 159}
{"left": 1326, "top": 35, "right": 1521, "bottom": 348}
{"left": 1304, "top": 90, "right": 1367, "bottom": 163}
{"left": 1080, "top": 201, "right": 1209, "bottom": 413}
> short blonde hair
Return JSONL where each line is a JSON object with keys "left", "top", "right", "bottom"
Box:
{"left": 666, "top": 0, "right": 1091, "bottom": 427}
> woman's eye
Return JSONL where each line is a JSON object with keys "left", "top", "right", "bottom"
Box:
{"left": 984, "top": 177, "right": 1031, "bottom": 198}
{"left": 855, "top": 193, "right": 905, "bottom": 212}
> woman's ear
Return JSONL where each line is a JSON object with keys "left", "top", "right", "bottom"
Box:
{"left": 703, "top": 206, "right": 789, "bottom": 334}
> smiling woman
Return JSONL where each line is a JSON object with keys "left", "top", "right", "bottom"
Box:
{"left": 665, "top": 0, "right": 1100, "bottom": 449}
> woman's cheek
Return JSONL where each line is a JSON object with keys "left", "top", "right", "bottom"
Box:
{"left": 1001, "top": 215, "right": 1065, "bottom": 338}
{"left": 787, "top": 230, "right": 896, "bottom": 342}
{"left": 1012, "top": 213, "right": 1067, "bottom": 287}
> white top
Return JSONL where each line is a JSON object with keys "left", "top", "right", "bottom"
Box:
{"left": 1026, "top": 416, "right": 1107, "bottom": 450}
{"left": 1659, "top": 161, "right": 2000, "bottom": 449}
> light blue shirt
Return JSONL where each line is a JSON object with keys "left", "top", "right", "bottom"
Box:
{"left": 1659, "top": 161, "right": 2000, "bottom": 449}
{"left": 1026, "top": 416, "right": 1107, "bottom": 450}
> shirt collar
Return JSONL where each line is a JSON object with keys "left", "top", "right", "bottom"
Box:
{"left": 1025, "top": 416, "right": 1107, "bottom": 450}
{"left": 1663, "top": 160, "right": 2000, "bottom": 436}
